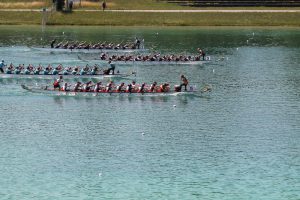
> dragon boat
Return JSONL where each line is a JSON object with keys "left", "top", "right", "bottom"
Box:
{"left": 0, "top": 72, "right": 135, "bottom": 80}
{"left": 78, "top": 54, "right": 211, "bottom": 65}
{"left": 21, "top": 84, "right": 207, "bottom": 97}
{"left": 30, "top": 47, "right": 149, "bottom": 54}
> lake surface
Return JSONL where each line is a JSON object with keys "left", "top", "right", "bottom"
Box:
{"left": 0, "top": 26, "right": 299, "bottom": 200}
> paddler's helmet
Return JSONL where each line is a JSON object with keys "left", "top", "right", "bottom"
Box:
{"left": 1, "top": 59, "right": 4, "bottom": 63}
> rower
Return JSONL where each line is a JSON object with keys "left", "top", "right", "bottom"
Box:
{"left": 6, "top": 63, "right": 14, "bottom": 74}
{"left": 15, "top": 64, "right": 23, "bottom": 74}
{"left": 24, "top": 64, "right": 34, "bottom": 75}
{"left": 80, "top": 65, "right": 89, "bottom": 75}
{"left": 74, "top": 81, "right": 82, "bottom": 92}
{"left": 180, "top": 75, "right": 189, "bottom": 91}
{"left": 138, "top": 83, "right": 146, "bottom": 93}
{"left": 61, "top": 82, "right": 70, "bottom": 92}
{"left": 82, "top": 81, "right": 92, "bottom": 92}
{"left": 116, "top": 82, "right": 125, "bottom": 92}
{"left": 62, "top": 67, "right": 72, "bottom": 75}
{"left": 91, "top": 65, "right": 98, "bottom": 75}
{"left": 149, "top": 81, "right": 157, "bottom": 92}
{"left": 126, "top": 83, "right": 133, "bottom": 93}
{"left": 34, "top": 64, "right": 43, "bottom": 75}
{"left": 50, "top": 39, "right": 56, "bottom": 48}
{"left": 94, "top": 81, "right": 102, "bottom": 92}
{"left": 53, "top": 75, "right": 63, "bottom": 90}
{"left": 72, "top": 66, "right": 79, "bottom": 75}
{"left": 105, "top": 81, "right": 114, "bottom": 92}
{"left": 0, "top": 59, "right": 6, "bottom": 73}
{"left": 44, "top": 64, "right": 52, "bottom": 75}
{"left": 131, "top": 81, "right": 137, "bottom": 92}
{"left": 52, "top": 64, "right": 62, "bottom": 75}
{"left": 160, "top": 83, "right": 170, "bottom": 92}
{"left": 197, "top": 48, "right": 206, "bottom": 60}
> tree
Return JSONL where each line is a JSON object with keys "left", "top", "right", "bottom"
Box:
{"left": 56, "top": 0, "right": 65, "bottom": 11}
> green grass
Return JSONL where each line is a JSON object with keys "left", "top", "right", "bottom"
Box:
{"left": 2, "top": 0, "right": 299, "bottom": 10}
{"left": 1, "top": 11, "right": 300, "bottom": 26}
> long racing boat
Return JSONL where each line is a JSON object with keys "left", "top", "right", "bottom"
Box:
{"left": 21, "top": 84, "right": 203, "bottom": 97}
{"left": 0, "top": 72, "right": 136, "bottom": 80}
{"left": 30, "top": 47, "right": 149, "bottom": 54}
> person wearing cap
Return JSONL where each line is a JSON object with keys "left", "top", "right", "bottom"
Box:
{"left": 53, "top": 75, "right": 63, "bottom": 90}
{"left": 180, "top": 75, "right": 189, "bottom": 91}
{"left": 0, "top": 60, "right": 6, "bottom": 73}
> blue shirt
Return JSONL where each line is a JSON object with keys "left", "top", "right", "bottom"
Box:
{"left": 0, "top": 62, "right": 5, "bottom": 68}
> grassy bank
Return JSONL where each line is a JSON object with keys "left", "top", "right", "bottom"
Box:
{"left": 0, "top": 11, "right": 300, "bottom": 26}
{"left": 3, "top": 0, "right": 300, "bottom": 10}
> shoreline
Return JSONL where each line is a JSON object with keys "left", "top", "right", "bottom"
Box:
{"left": 0, "top": 9, "right": 300, "bottom": 26}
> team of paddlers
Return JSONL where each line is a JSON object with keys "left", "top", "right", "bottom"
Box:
{"left": 50, "top": 37, "right": 144, "bottom": 50}
{"left": 51, "top": 75, "right": 190, "bottom": 93}
{"left": 0, "top": 62, "right": 117, "bottom": 76}
{"left": 99, "top": 50, "right": 207, "bottom": 62}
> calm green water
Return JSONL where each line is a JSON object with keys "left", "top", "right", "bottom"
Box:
{"left": 0, "top": 26, "right": 299, "bottom": 200}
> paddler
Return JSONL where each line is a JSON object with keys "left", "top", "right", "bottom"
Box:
{"left": 126, "top": 83, "right": 133, "bottom": 93}
{"left": 197, "top": 48, "right": 206, "bottom": 60}
{"left": 94, "top": 81, "right": 102, "bottom": 92}
{"left": 53, "top": 75, "right": 63, "bottom": 90}
{"left": 149, "top": 81, "right": 157, "bottom": 92}
{"left": 180, "top": 75, "right": 189, "bottom": 91}
{"left": 61, "top": 82, "right": 71, "bottom": 92}
{"left": 138, "top": 83, "right": 146, "bottom": 93}
{"left": 105, "top": 80, "right": 114, "bottom": 92}
{"left": 74, "top": 81, "right": 82, "bottom": 92}
{"left": 6, "top": 63, "right": 14, "bottom": 74}
{"left": 159, "top": 83, "right": 170, "bottom": 92}
{"left": 82, "top": 81, "right": 93, "bottom": 92}
{"left": 116, "top": 82, "right": 125, "bottom": 92}
{"left": 72, "top": 66, "right": 79, "bottom": 75}
{"left": 50, "top": 39, "right": 56, "bottom": 48}
{"left": 0, "top": 59, "right": 6, "bottom": 73}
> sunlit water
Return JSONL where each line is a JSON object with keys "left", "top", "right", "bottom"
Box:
{"left": 0, "top": 26, "right": 299, "bottom": 200}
